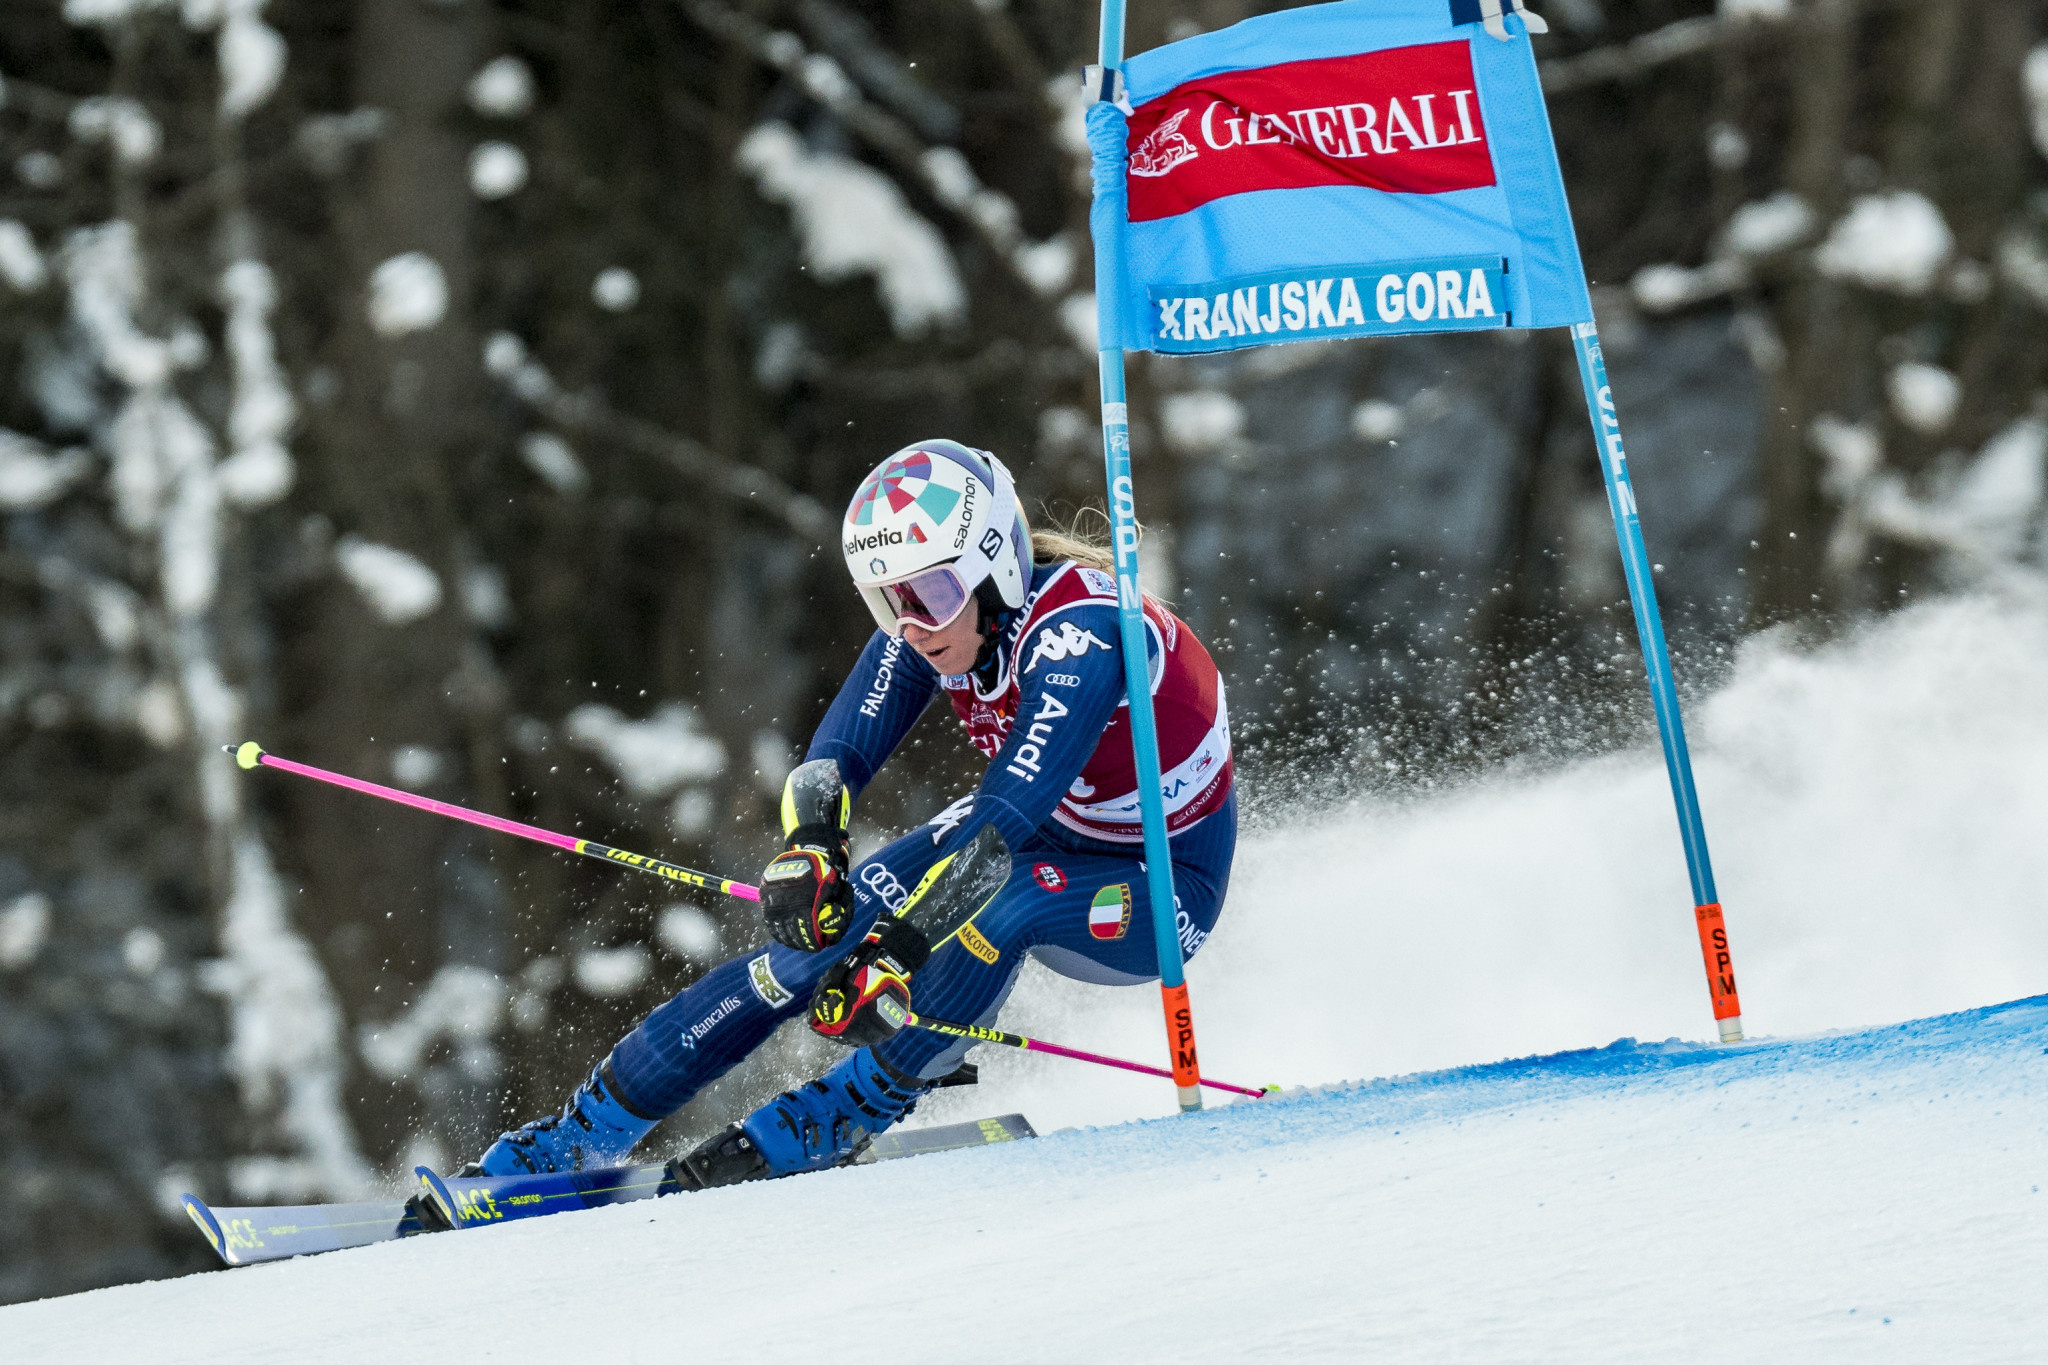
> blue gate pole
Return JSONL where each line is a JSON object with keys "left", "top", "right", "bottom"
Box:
{"left": 1089, "top": 0, "right": 1203, "bottom": 1112}
{"left": 1571, "top": 321, "right": 1744, "bottom": 1043}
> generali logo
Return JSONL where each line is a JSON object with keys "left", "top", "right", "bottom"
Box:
{"left": 1125, "top": 41, "right": 1496, "bottom": 222}
{"left": 1131, "top": 108, "right": 1199, "bottom": 178}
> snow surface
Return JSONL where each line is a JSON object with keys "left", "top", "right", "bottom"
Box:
{"left": 0, "top": 219, "right": 46, "bottom": 291}
{"left": 564, "top": 701, "right": 727, "bottom": 799}
{"left": 334, "top": 535, "right": 443, "bottom": 624}
{"left": 2027, "top": 45, "right": 2048, "bottom": 161}
{"left": 13, "top": 997, "right": 2048, "bottom": 1360}
{"left": 199, "top": 835, "right": 376, "bottom": 1201}
{"left": 469, "top": 56, "right": 535, "bottom": 118}
{"left": 365, "top": 251, "right": 448, "bottom": 336}
{"left": 1815, "top": 192, "right": 1953, "bottom": 294}
{"left": 1887, "top": 361, "right": 1959, "bottom": 434}
{"left": 1720, "top": 190, "right": 1813, "bottom": 258}
{"left": 1350, "top": 398, "right": 1405, "bottom": 443}
{"left": 1629, "top": 257, "right": 1741, "bottom": 313}
{"left": 11, "top": 596, "right": 2048, "bottom": 1352}
{"left": 1161, "top": 389, "right": 1247, "bottom": 453}
{"left": 1807, "top": 413, "right": 1879, "bottom": 497}
{"left": 469, "top": 141, "right": 529, "bottom": 200}
{"left": 0, "top": 429, "right": 88, "bottom": 509}
{"left": 358, "top": 964, "right": 505, "bottom": 1083}
{"left": 218, "top": 257, "right": 297, "bottom": 508}
{"left": 574, "top": 944, "right": 654, "bottom": 997}
{"left": 214, "top": 3, "right": 287, "bottom": 119}
{"left": 736, "top": 122, "right": 964, "bottom": 336}
{"left": 656, "top": 904, "right": 720, "bottom": 961}
{"left": 0, "top": 892, "right": 51, "bottom": 969}
{"left": 1059, "top": 290, "right": 1099, "bottom": 352}
{"left": 68, "top": 96, "right": 160, "bottom": 166}
{"left": 1863, "top": 422, "right": 2048, "bottom": 571}
{"left": 592, "top": 266, "right": 640, "bottom": 312}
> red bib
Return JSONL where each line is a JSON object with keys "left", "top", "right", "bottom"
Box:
{"left": 944, "top": 564, "right": 1232, "bottom": 843}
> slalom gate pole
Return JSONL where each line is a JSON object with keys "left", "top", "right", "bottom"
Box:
{"left": 1570, "top": 324, "right": 1743, "bottom": 1042}
{"left": 224, "top": 742, "right": 761, "bottom": 903}
{"left": 905, "top": 1013, "right": 1270, "bottom": 1100}
{"left": 1088, "top": 0, "right": 1204, "bottom": 1114}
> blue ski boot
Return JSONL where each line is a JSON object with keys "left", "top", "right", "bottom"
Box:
{"left": 669, "top": 1048, "right": 925, "bottom": 1189}
{"left": 474, "top": 1060, "right": 659, "bottom": 1176}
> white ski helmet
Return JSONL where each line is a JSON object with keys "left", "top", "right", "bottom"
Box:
{"left": 843, "top": 440, "right": 1031, "bottom": 636}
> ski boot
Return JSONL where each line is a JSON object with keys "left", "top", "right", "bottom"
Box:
{"left": 668, "top": 1048, "right": 926, "bottom": 1190}
{"left": 472, "top": 1060, "right": 658, "bottom": 1177}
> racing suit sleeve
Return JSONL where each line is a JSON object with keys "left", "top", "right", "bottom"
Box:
{"left": 933, "top": 601, "right": 1128, "bottom": 860}
{"left": 804, "top": 630, "right": 940, "bottom": 800}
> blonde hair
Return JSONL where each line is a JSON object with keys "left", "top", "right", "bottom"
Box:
{"left": 1024, "top": 505, "right": 1117, "bottom": 571}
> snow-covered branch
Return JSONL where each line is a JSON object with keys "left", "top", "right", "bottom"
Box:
{"left": 1540, "top": 13, "right": 1728, "bottom": 95}
{"left": 483, "top": 333, "right": 834, "bottom": 541}
{"left": 680, "top": 0, "right": 1075, "bottom": 300}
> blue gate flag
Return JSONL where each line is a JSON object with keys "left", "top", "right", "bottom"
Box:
{"left": 1090, "top": 0, "right": 1590, "bottom": 355}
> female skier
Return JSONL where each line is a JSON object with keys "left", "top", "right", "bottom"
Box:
{"left": 475, "top": 439, "right": 1235, "bottom": 1185}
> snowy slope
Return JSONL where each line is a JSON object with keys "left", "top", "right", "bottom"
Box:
{"left": 9, "top": 995, "right": 2048, "bottom": 1362}
{"left": 912, "top": 593, "right": 2048, "bottom": 1135}
{"left": 9, "top": 594, "right": 2048, "bottom": 1357}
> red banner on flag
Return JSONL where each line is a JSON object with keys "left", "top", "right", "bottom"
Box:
{"left": 1125, "top": 41, "right": 1496, "bottom": 223}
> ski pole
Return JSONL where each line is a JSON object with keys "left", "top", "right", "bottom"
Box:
{"left": 225, "top": 742, "right": 761, "bottom": 902}
{"left": 905, "top": 1012, "right": 1273, "bottom": 1100}
{"left": 230, "top": 742, "right": 1273, "bottom": 1096}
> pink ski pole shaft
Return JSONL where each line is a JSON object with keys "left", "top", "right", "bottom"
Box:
{"left": 226, "top": 741, "right": 761, "bottom": 902}
{"left": 904, "top": 1012, "right": 1273, "bottom": 1100}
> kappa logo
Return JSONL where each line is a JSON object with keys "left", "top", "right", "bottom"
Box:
{"left": 1033, "top": 862, "right": 1067, "bottom": 893}
{"left": 927, "top": 793, "right": 976, "bottom": 844}
{"left": 1025, "top": 621, "right": 1110, "bottom": 673}
{"left": 1130, "top": 107, "right": 1199, "bottom": 178}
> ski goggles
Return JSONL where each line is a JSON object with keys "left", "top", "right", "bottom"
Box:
{"left": 859, "top": 562, "right": 973, "bottom": 636}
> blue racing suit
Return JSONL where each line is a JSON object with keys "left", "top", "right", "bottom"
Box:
{"left": 607, "top": 563, "right": 1236, "bottom": 1116}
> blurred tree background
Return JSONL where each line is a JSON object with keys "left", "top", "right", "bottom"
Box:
{"left": 0, "top": 0, "right": 2043, "bottom": 1300}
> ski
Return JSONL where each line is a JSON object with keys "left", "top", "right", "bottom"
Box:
{"left": 181, "top": 1193, "right": 437, "bottom": 1267}
{"left": 413, "top": 1111, "right": 1036, "bottom": 1231}
{"left": 184, "top": 1113, "right": 1036, "bottom": 1266}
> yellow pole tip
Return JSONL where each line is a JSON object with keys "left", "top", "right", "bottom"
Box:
{"left": 234, "top": 741, "right": 264, "bottom": 770}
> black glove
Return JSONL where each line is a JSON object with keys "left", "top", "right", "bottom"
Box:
{"left": 760, "top": 827, "right": 852, "bottom": 953}
{"left": 760, "top": 760, "right": 852, "bottom": 953}
{"left": 809, "top": 917, "right": 931, "bottom": 1047}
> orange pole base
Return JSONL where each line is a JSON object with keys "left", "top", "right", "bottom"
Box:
{"left": 1160, "top": 981, "right": 1202, "bottom": 1111}
{"left": 1695, "top": 902, "right": 1743, "bottom": 1042}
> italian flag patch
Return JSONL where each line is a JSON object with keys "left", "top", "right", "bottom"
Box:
{"left": 1088, "top": 883, "right": 1132, "bottom": 940}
